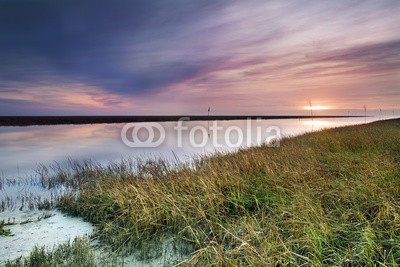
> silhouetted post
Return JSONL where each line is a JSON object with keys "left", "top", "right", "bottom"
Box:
{"left": 364, "top": 104, "right": 367, "bottom": 123}
{"left": 308, "top": 99, "right": 314, "bottom": 131}
{"left": 208, "top": 107, "right": 210, "bottom": 137}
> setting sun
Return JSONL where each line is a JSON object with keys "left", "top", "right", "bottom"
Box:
{"left": 303, "top": 105, "right": 330, "bottom": 111}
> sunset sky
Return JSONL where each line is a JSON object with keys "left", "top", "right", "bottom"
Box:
{"left": 0, "top": 0, "right": 399, "bottom": 115}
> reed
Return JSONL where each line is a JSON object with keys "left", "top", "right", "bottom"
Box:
{"left": 5, "top": 238, "right": 96, "bottom": 267}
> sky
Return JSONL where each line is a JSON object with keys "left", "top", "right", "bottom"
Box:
{"left": 0, "top": 0, "right": 399, "bottom": 115}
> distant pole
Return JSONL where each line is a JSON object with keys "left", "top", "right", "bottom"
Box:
{"left": 308, "top": 99, "right": 314, "bottom": 131}
{"left": 208, "top": 107, "right": 210, "bottom": 137}
{"left": 364, "top": 104, "right": 367, "bottom": 123}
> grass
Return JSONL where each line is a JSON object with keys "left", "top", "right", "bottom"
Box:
{"left": 0, "top": 220, "right": 13, "bottom": 236}
{"left": 7, "top": 118, "right": 400, "bottom": 266}
{"left": 5, "top": 238, "right": 96, "bottom": 267}
{"left": 4, "top": 236, "right": 188, "bottom": 266}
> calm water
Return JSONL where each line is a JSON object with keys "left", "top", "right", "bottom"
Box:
{"left": 0, "top": 117, "right": 384, "bottom": 178}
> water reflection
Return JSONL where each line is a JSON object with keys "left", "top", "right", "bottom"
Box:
{"left": 302, "top": 120, "right": 331, "bottom": 127}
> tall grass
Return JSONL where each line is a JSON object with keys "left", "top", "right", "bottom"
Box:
{"left": 20, "top": 119, "right": 400, "bottom": 265}
{"left": 5, "top": 238, "right": 96, "bottom": 267}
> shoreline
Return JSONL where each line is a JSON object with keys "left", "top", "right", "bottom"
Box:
{"left": 0, "top": 115, "right": 366, "bottom": 127}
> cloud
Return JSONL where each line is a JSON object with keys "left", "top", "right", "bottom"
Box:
{"left": 0, "top": 0, "right": 230, "bottom": 96}
{"left": 232, "top": 39, "right": 400, "bottom": 82}
{"left": 0, "top": 81, "right": 135, "bottom": 115}
{"left": 0, "top": 0, "right": 399, "bottom": 114}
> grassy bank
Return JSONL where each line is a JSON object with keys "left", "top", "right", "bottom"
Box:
{"left": 8, "top": 119, "right": 400, "bottom": 266}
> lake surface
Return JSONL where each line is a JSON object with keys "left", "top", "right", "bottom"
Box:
{"left": 0, "top": 116, "right": 387, "bottom": 178}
